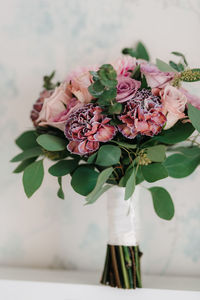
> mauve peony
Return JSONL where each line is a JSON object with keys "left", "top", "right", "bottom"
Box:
{"left": 140, "top": 63, "right": 174, "bottom": 88}
{"left": 66, "top": 66, "right": 98, "bottom": 103}
{"left": 65, "top": 104, "right": 117, "bottom": 155}
{"left": 180, "top": 87, "right": 200, "bottom": 110}
{"left": 118, "top": 89, "right": 166, "bottom": 138}
{"left": 37, "top": 82, "right": 83, "bottom": 131}
{"left": 116, "top": 76, "right": 141, "bottom": 103}
{"left": 161, "top": 86, "right": 187, "bottom": 130}
{"left": 112, "top": 56, "right": 137, "bottom": 76}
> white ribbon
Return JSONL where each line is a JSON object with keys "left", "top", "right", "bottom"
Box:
{"left": 106, "top": 185, "right": 140, "bottom": 246}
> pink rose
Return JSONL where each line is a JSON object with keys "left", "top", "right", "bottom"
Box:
{"left": 180, "top": 88, "right": 200, "bottom": 110}
{"left": 140, "top": 63, "right": 174, "bottom": 88}
{"left": 66, "top": 66, "right": 98, "bottom": 103}
{"left": 116, "top": 75, "right": 141, "bottom": 103}
{"left": 37, "top": 82, "right": 83, "bottom": 131}
{"left": 161, "top": 85, "right": 187, "bottom": 130}
{"left": 112, "top": 56, "right": 137, "bottom": 76}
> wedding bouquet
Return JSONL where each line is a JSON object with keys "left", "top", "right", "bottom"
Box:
{"left": 11, "top": 42, "right": 200, "bottom": 289}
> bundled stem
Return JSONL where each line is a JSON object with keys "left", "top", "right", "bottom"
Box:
{"left": 100, "top": 244, "right": 142, "bottom": 289}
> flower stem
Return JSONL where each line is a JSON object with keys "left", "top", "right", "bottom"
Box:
{"left": 119, "top": 246, "right": 130, "bottom": 289}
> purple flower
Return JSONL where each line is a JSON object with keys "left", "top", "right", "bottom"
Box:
{"left": 65, "top": 104, "right": 117, "bottom": 155}
{"left": 116, "top": 75, "right": 141, "bottom": 103}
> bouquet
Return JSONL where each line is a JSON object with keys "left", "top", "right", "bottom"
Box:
{"left": 11, "top": 42, "right": 200, "bottom": 289}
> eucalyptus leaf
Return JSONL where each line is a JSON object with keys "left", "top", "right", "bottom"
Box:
{"left": 146, "top": 145, "right": 166, "bottom": 162}
{"left": 188, "top": 104, "right": 200, "bottom": 133}
{"left": 156, "top": 58, "right": 177, "bottom": 72}
{"left": 71, "top": 166, "right": 99, "bottom": 196}
{"left": 98, "top": 88, "right": 117, "bottom": 105}
{"left": 96, "top": 145, "right": 121, "bottom": 166}
{"left": 87, "top": 152, "right": 97, "bottom": 164}
{"left": 111, "top": 140, "right": 137, "bottom": 149}
{"left": 37, "top": 134, "right": 67, "bottom": 151}
{"left": 136, "top": 42, "right": 149, "bottom": 61}
{"left": 22, "top": 159, "right": 44, "bottom": 198}
{"left": 171, "top": 51, "right": 188, "bottom": 66}
{"left": 15, "top": 131, "right": 38, "bottom": 150}
{"left": 125, "top": 167, "right": 135, "bottom": 200}
{"left": 142, "top": 163, "right": 168, "bottom": 182}
{"left": 57, "top": 177, "right": 64, "bottom": 200}
{"left": 86, "top": 185, "right": 111, "bottom": 204}
{"left": 149, "top": 187, "right": 174, "bottom": 220}
{"left": 164, "top": 153, "right": 200, "bottom": 178}
{"left": 48, "top": 159, "right": 78, "bottom": 176}
{"left": 13, "top": 157, "right": 37, "bottom": 173}
{"left": 11, "top": 147, "right": 43, "bottom": 162}
{"left": 122, "top": 48, "right": 137, "bottom": 57}
{"left": 108, "top": 102, "right": 123, "bottom": 114}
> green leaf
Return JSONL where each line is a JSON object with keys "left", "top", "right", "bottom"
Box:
{"left": 164, "top": 153, "right": 200, "bottom": 178}
{"left": 136, "top": 42, "right": 149, "bottom": 61}
{"left": 108, "top": 102, "right": 123, "bottom": 114}
{"left": 98, "top": 64, "right": 117, "bottom": 88}
{"left": 156, "top": 58, "right": 177, "bottom": 72}
{"left": 140, "top": 75, "right": 149, "bottom": 89}
{"left": 36, "top": 134, "right": 67, "bottom": 151}
{"left": 96, "top": 145, "right": 121, "bottom": 166}
{"left": 98, "top": 88, "right": 117, "bottom": 105}
{"left": 142, "top": 163, "right": 168, "bottom": 182}
{"left": 111, "top": 140, "right": 137, "bottom": 149}
{"left": 155, "top": 121, "right": 195, "bottom": 144}
{"left": 171, "top": 51, "right": 188, "bottom": 66}
{"left": 71, "top": 166, "right": 99, "bottom": 196}
{"left": 13, "top": 157, "right": 37, "bottom": 173}
{"left": 57, "top": 177, "right": 64, "bottom": 199}
{"left": 88, "top": 80, "right": 104, "bottom": 97}
{"left": 169, "top": 61, "right": 180, "bottom": 72}
{"left": 15, "top": 131, "right": 38, "bottom": 150}
{"left": 172, "top": 146, "right": 200, "bottom": 158}
{"left": 86, "top": 185, "right": 111, "bottom": 205}
{"left": 122, "top": 48, "right": 137, "bottom": 57}
{"left": 131, "top": 65, "right": 141, "bottom": 80}
{"left": 135, "top": 166, "right": 144, "bottom": 185}
{"left": 149, "top": 187, "right": 174, "bottom": 220}
{"left": 119, "top": 166, "right": 133, "bottom": 187}
{"left": 48, "top": 159, "right": 78, "bottom": 177}
{"left": 43, "top": 71, "right": 57, "bottom": 90}
{"left": 188, "top": 104, "right": 200, "bottom": 133}
{"left": 125, "top": 167, "right": 135, "bottom": 200}
{"left": 22, "top": 160, "right": 44, "bottom": 198}
{"left": 87, "top": 152, "right": 98, "bottom": 164}
{"left": 11, "top": 147, "right": 43, "bottom": 162}
{"left": 86, "top": 167, "right": 113, "bottom": 203}
{"left": 146, "top": 145, "right": 166, "bottom": 162}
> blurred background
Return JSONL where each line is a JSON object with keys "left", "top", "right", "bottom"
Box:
{"left": 1, "top": 0, "right": 200, "bottom": 276}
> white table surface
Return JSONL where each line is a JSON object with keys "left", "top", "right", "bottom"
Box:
{"left": 0, "top": 267, "right": 199, "bottom": 300}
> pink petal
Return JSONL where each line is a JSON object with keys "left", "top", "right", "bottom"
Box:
{"left": 94, "top": 125, "right": 116, "bottom": 142}
{"left": 67, "top": 141, "right": 82, "bottom": 155}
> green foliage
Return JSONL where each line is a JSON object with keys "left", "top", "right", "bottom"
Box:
{"left": 87, "top": 152, "right": 98, "bottom": 164}
{"left": 43, "top": 71, "right": 59, "bottom": 90}
{"left": 171, "top": 51, "right": 188, "bottom": 66}
{"left": 122, "top": 42, "right": 150, "bottom": 61}
{"left": 98, "top": 64, "right": 117, "bottom": 88}
{"left": 149, "top": 187, "right": 174, "bottom": 220}
{"left": 71, "top": 166, "right": 99, "bottom": 196}
{"left": 11, "top": 147, "right": 43, "bottom": 162}
{"left": 155, "top": 122, "right": 195, "bottom": 144}
{"left": 36, "top": 134, "right": 67, "bottom": 151}
{"left": 13, "top": 157, "right": 37, "bottom": 173}
{"left": 131, "top": 65, "right": 141, "bottom": 80}
{"left": 48, "top": 159, "right": 78, "bottom": 176}
{"left": 98, "top": 88, "right": 117, "bottom": 105}
{"left": 146, "top": 145, "right": 166, "bottom": 162}
{"left": 96, "top": 145, "right": 121, "bottom": 166}
{"left": 164, "top": 153, "right": 200, "bottom": 178}
{"left": 15, "top": 131, "right": 38, "bottom": 150}
{"left": 135, "top": 166, "right": 144, "bottom": 185}
{"left": 111, "top": 140, "right": 137, "bottom": 149}
{"left": 57, "top": 177, "right": 64, "bottom": 200}
{"left": 140, "top": 75, "right": 149, "bottom": 89}
{"left": 169, "top": 61, "right": 185, "bottom": 72}
{"left": 125, "top": 167, "right": 135, "bottom": 200}
{"left": 22, "top": 160, "right": 44, "bottom": 198}
{"left": 86, "top": 167, "right": 113, "bottom": 204}
{"left": 156, "top": 59, "right": 177, "bottom": 72}
{"left": 188, "top": 104, "right": 200, "bottom": 133}
{"left": 108, "top": 102, "right": 123, "bottom": 114}
{"left": 172, "top": 146, "right": 200, "bottom": 158}
{"left": 141, "top": 163, "right": 168, "bottom": 182}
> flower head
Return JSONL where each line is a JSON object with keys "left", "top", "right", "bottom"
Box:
{"left": 112, "top": 56, "right": 137, "bottom": 76}
{"left": 140, "top": 63, "right": 174, "bottom": 88}
{"left": 30, "top": 90, "right": 53, "bottom": 126}
{"left": 161, "top": 86, "right": 187, "bottom": 129}
{"left": 116, "top": 75, "right": 141, "bottom": 103}
{"left": 118, "top": 89, "right": 166, "bottom": 138}
{"left": 65, "top": 104, "right": 117, "bottom": 155}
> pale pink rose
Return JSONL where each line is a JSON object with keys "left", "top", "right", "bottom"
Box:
{"left": 180, "top": 88, "right": 200, "bottom": 110}
{"left": 140, "top": 63, "right": 174, "bottom": 88}
{"left": 116, "top": 75, "right": 141, "bottom": 103}
{"left": 66, "top": 66, "right": 98, "bottom": 103}
{"left": 37, "top": 82, "right": 83, "bottom": 131}
{"left": 112, "top": 56, "right": 137, "bottom": 76}
{"left": 161, "top": 85, "right": 187, "bottom": 129}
